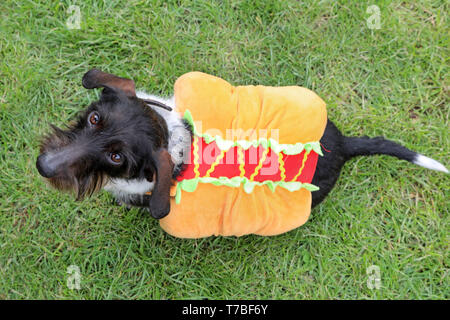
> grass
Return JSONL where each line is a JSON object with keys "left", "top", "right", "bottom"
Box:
{"left": 0, "top": 0, "right": 448, "bottom": 299}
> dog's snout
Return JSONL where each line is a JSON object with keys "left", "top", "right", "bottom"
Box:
{"left": 36, "top": 154, "right": 57, "bottom": 178}
{"left": 36, "top": 149, "right": 76, "bottom": 178}
{"left": 37, "top": 144, "right": 89, "bottom": 179}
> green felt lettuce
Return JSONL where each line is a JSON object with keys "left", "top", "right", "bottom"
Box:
{"left": 174, "top": 177, "right": 320, "bottom": 204}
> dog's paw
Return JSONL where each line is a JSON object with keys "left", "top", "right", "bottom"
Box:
{"left": 113, "top": 198, "right": 123, "bottom": 206}
{"left": 140, "top": 207, "right": 151, "bottom": 215}
{"left": 113, "top": 198, "right": 134, "bottom": 210}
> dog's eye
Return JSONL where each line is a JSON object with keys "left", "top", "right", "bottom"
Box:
{"left": 109, "top": 152, "right": 122, "bottom": 164}
{"left": 88, "top": 112, "right": 100, "bottom": 125}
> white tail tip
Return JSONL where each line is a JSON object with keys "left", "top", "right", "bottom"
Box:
{"left": 413, "top": 154, "right": 448, "bottom": 173}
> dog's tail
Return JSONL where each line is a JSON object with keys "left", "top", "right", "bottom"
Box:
{"left": 342, "top": 136, "right": 448, "bottom": 173}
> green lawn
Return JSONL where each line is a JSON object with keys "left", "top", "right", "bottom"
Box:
{"left": 0, "top": 0, "right": 448, "bottom": 299}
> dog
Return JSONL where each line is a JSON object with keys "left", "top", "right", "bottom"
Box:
{"left": 36, "top": 69, "right": 448, "bottom": 222}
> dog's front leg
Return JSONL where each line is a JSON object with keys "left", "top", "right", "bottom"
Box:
{"left": 112, "top": 193, "right": 150, "bottom": 211}
{"left": 116, "top": 194, "right": 170, "bottom": 218}
{"left": 117, "top": 194, "right": 152, "bottom": 208}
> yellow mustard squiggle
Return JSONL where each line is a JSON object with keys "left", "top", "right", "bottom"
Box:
{"left": 291, "top": 151, "right": 310, "bottom": 182}
{"left": 249, "top": 147, "right": 270, "bottom": 181}
{"left": 278, "top": 153, "right": 286, "bottom": 181}
{"left": 193, "top": 136, "right": 200, "bottom": 178}
{"left": 238, "top": 147, "right": 245, "bottom": 177}
{"left": 204, "top": 149, "right": 225, "bottom": 177}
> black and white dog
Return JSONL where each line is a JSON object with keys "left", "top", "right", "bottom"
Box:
{"left": 36, "top": 69, "right": 448, "bottom": 219}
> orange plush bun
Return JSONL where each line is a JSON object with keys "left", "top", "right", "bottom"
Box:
{"left": 173, "top": 72, "right": 326, "bottom": 143}
{"left": 159, "top": 72, "right": 327, "bottom": 238}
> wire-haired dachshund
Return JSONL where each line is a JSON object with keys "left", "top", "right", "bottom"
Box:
{"left": 36, "top": 69, "right": 448, "bottom": 221}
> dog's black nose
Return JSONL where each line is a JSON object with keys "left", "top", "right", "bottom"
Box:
{"left": 36, "top": 154, "right": 57, "bottom": 178}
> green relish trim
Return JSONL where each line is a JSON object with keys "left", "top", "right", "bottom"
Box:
{"left": 175, "top": 177, "right": 319, "bottom": 204}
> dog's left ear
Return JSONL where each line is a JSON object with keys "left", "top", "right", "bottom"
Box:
{"left": 148, "top": 148, "right": 174, "bottom": 219}
{"left": 82, "top": 68, "right": 136, "bottom": 97}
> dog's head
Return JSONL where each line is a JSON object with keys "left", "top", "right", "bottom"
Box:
{"left": 36, "top": 69, "right": 174, "bottom": 218}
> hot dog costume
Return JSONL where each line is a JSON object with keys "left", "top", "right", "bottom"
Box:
{"left": 159, "top": 72, "right": 327, "bottom": 238}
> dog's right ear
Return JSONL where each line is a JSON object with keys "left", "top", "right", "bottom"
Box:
{"left": 82, "top": 69, "right": 136, "bottom": 97}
